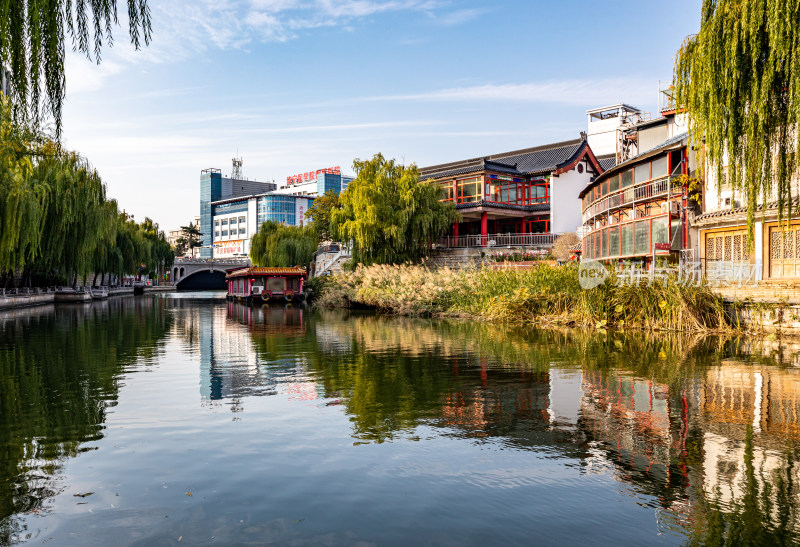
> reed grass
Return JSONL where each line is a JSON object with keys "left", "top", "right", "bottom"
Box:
{"left": 312, "top": 263, "right": 731, "bottom": 332}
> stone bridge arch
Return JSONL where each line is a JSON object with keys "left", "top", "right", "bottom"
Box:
{"left": 172, "top": 258, "right": 250, "bottom": 290}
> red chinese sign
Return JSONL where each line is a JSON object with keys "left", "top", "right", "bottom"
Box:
{"left": 286, "top": 166, "right": 340, "bottom": 186}
{"left": 654, "top": 243, "right": 671, "bottom": 251}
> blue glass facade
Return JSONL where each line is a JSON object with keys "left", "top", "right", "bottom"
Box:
{"left": 316, "top": 173, "right": 341, "bottom": 195}
{"left": 257, "top": 195, "right": 300, "bottom": 226}
{"left": 200, "top": 170, "right": 222, "bottom": 258}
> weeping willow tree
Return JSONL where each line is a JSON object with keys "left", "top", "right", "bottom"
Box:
{"left": 331, "top": 154, "right": 458, "bottom": 266}
{"left": 250, "top": 220, "right": 318, "bottom": 268}
{"left": 0, "top": 96, "right": 170, "bottom": 286}
{"left": 674, "top": 0, "right": 800, "bottom": 241}
{"left": 0, "top": 0, "right": 151, "bottom": 133}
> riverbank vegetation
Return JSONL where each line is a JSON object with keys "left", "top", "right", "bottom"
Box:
{"left": 311, "top": 263, "right": 729, "bottom": 332}
{"left": 0, "top": 100, "right": 172, "bottom": 287}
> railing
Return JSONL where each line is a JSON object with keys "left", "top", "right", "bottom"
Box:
{"left": 174, "top": 257, "right": 250, "bottom": 265}
{"left": 316, "top": 246, "right": 352, "bottom": 276}
{"left": 437, "top": 232, "right": 559, "bottom": 249}
{"left": 582, "top": 175, "right": 682, "bottom": 224}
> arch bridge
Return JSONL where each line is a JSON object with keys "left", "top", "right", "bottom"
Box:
{"left": 172, "top": 257, "right": 250, "bottom": 290}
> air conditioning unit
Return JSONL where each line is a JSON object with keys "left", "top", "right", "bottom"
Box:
{"left": 661, "top": 201, "right": 680, "bottom": 214}
{"left": 723, "top": 197, "right": 741, "bottom": 208}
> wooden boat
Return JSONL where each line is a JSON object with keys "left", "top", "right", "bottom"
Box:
{"left": 226, "top": 267, "right": 307, "bottom": 303}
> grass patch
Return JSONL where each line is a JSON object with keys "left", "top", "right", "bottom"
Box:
{"left": 313, "top": 263, "right": 730, "bottom": 332}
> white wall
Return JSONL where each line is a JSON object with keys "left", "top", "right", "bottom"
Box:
{"left": 247, "top": 198, "right": 258, "bottom": 255}
{"left": 587, "top": 117, "right": 620, "bottom": 156}
{"left": 550, "top": 160, "right": 593, "bottom": 234}
{"left": 295, "top": 197, "right": 310, "bottom": 227}
{"left": 273, "top": 180, "right": 317, "bottom": 196}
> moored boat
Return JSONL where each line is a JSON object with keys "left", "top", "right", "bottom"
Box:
{"left": 226, "top": 267, "right": 307, "bottom": 303}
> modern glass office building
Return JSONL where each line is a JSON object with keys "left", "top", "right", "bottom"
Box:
{"left": 199, "top": 168, "right": 277, "bottom": 258}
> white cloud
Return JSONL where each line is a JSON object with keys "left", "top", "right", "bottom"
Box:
{"left": 366, "top": 78, "right": 656, "bottom": 107}
{"left": 435, "top": 7, "right": 486, "bottom": 26}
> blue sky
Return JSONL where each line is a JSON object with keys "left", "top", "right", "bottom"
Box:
{"left": 60, "top": 0, "right": 703, "bottom": 232}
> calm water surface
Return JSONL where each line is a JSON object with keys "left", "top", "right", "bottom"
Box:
{"left": 1, "top": 293, "right": 800, "bottom": 545}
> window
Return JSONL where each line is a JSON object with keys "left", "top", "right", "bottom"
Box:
{"left": 601, "top": 229, "right": 608, "bottom": 258}
{"left": 456, "top": 177, "right": 480, "bottom": 203}
{"left": 239, "top": 216, "right": 246, "bottom": 225}
{"left": 215, "top": 231, "right": 220, "bottom": 238}
{"left": 215, "top": 220, "right": 220, "bottom": 227}
{"left": 441, "top": 181, "right": 454, "bottom": 202}
{"left": 651, "top": 156, "right": 668, "bottom": 179}
{"left": 621, "top": 170, "right": 633, "bottom": 188}
{"left": 609, "top": 174, "right": 620, "bottom": 193}
{"left": 239, "top": 228, "right": 246, "bottom": 235}
{"left": 621, "top": 224, "right": 633, "bottom": 256}
{"left": 222, "top": 230, "right": 228, "bottom": 236}
{"left": 230, "top": 218, "right": 237, "bottom": 225}
{"left": 608, "top": 226, "right": 619, "bottom": 257}
{"left": 634, "top": 163, "right": 650, "bottom": 184}
{"left": 634, "top": 221, "right": 649, "bottom": 254}
{"left": 652, "top": 217, "right": 669, "bottom": 245}
{"left": 222, "top": 219, "right": 228, "bottom": 226}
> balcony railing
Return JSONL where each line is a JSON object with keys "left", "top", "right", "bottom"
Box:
{"left": 437, "top": 233, "right": 558, "bottom": 249}
{"left": 582, "top": 175, "right": 683, "bottom": 224}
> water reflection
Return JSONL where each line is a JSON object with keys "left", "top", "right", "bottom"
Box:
{"left": 207, "top": 303, "right": 800, "bottom": 542}
{"left": 2, "top": 297, "right": 800, "bottom": 544}
{"left": 0, "top": 298, "right": 172, "bottom": 544}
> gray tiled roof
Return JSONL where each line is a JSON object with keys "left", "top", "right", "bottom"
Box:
{"left": 597, "top": 154, "right": 617, "bottom": 171}
{"left": 454, "top": 200, "right": 550, "bottom": 213}
{"left": 694, "top": 197, "right": 800, "bottom": 222}
{"left": 419, "top": 137, "right": 587, "bottom": 181}
{"left": 580, "top": 132, "right": 689, "bottom": 198}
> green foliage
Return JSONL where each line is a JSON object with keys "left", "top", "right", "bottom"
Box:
{"left": 304, "top": 189, "right": 340, "bottom": 242}
{"left": 0, "top": 97, "right": 171, "bottom": 285}
{"left": 331, "top": 153, "right": 458, "bottom": 266}
{"left": 249, "top": 220, "right": 317, "bottom": 268}
{"left": 175, "top": 222, "right": 202, "bottom": 257}
{"left": 674, "top": 0, "right": 800, "bottom": 240}
{"left": 314, "top": 263, "right": 730, "bottom": 331}
{"left": 0, "top": 1, "right": 152, "bottom": 134}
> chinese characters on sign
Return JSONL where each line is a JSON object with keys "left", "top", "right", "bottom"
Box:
{"left": 286, "top": 166, "right": 341, "bottom": 186}
{"left": 213, "top": 240, "right": 243, "bottom": 258}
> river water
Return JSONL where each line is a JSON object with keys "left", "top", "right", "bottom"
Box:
{"left": 1, "top": 293, "right": 799, "bottom": 545}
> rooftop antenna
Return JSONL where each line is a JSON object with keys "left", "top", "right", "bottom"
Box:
{"left": 232, "top": 153, "right": 243, "bottom": 180}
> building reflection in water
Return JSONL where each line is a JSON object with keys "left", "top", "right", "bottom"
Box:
{"left": 179, "top": 303, "right": 800, "bottom": 541}
{"left": 179, "top": 302, "right": 317, "bottom": 411}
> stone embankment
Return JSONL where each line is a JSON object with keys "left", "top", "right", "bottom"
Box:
{"left": 0, "top": 285, "right": 174, "bottom": 311}
{"left": 715, "top": 282, "right": 800, "bottom": 333}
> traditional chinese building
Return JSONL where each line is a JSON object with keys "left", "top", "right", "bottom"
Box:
{"left": 418, "top": 135, "right": 603, "bottom": 247}
{"left": 578, "top": 107, "right": 695, "bottom": 264}
{"left": 693, "top": 160, "right": 800, "bottom": 282}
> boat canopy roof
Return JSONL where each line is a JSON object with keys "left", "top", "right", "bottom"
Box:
{"left": 226, "top": 267, "right": 307, "bottom": 279}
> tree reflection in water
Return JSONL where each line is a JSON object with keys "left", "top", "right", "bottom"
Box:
{"left": 0, "top": 298, "right": 172, "bottom": 544}
{"left": 2, "top": 298, "right": 800, "bottom": 544}
{"left": 236, "top": 305, "right": 800, "bottom": 543}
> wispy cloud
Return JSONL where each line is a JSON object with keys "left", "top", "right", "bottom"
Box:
{"left": 435, "top": 7, "right": 486, "bottom": 26}
{"left": 365, "top": 78, "right": 656, "bottom": 107}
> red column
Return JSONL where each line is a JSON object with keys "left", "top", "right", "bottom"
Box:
{"left": 452, "top": 222, "right": 459, "bottom": 246}
{"left": 481, "top": 212, "right": 488, "bottom": 247}
{"left": 682, "top": 155, "right": 689, "bottom": 250}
